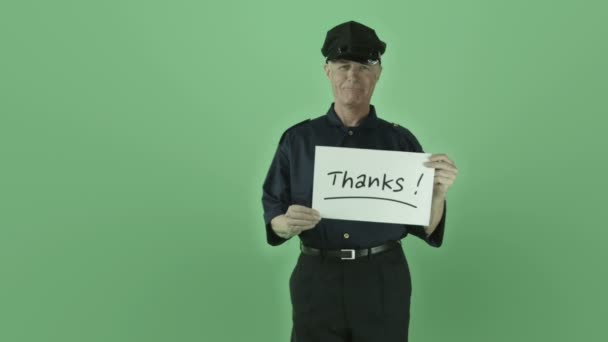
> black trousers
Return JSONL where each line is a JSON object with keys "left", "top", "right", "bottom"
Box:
{"left": 289, "top": 244, "right": 412, "bottom": 342}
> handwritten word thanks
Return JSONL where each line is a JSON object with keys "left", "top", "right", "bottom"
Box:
{"left": 326, "top": 171, "right": 404, "bottom": 192}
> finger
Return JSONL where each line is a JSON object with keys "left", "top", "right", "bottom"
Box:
{"left": 424, "top": 161, "right": 458, "bottom": 173}
{"left": 289, "top": 223, "right": 316, "bottom": 232}
{"left": 294, "top": 221, "right": 320, "bottom": 230}
{"left": 286, "top": 211, "right": 320, "bottom": 221}
{"left": 427, "top": 154, "right": 456, "bottom": 167}
{"left": 435, "top": 169, "right": 457, "bottom": 180}
{"left": 289, "top": 205, "right": 321, "bottom": 217}
{"left": 299, "top": 224, "right": 318, "bottom": 231}
{"left": 425, "top": 161, "right": 456, "bottom": 170}
{"left": 286, "top": 225, "right": 301, "bottom": 234}
{"left": 286, "top": 217, "right": 320, "bottom": 227}
{"left": 434, "top": 175, "right": 454, "bottom": 186}
{"left": 427, "top": 158, "right": 455, "bottom": 168}
{"left": 287, "top": 212, "right": 320, "bottom": 222}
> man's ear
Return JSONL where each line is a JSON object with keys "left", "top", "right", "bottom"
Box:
{"left": 324, "top": 63, "right": 330, "bottom": 78}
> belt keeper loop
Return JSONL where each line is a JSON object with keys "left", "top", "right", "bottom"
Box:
{"left": 367, "top": 247, "right": 372, "bottom": 260}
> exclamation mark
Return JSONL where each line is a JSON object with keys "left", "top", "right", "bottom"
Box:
{"left": 414, "top": 173, "right": 424, "bottom": 195}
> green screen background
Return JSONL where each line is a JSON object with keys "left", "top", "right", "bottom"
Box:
{"left": 1, "top": 0, "right": 606, "bottom": 341}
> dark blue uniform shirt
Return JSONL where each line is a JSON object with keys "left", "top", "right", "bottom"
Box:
{"left": 262, "top": 103, "right": 446, "bottom": 249}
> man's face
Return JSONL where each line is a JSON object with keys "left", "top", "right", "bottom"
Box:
{"left": 324, "top": 59, "right": 382, "bottom": 107}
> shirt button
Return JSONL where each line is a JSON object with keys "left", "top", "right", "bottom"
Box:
{"left": 348, "top": 130, "right": 353, "bottom": 136}
{"left": 343, "top": 233, "right": 350, "bottom": 239}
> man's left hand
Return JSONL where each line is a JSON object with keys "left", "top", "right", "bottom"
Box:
{"left": 423, "top": 153, "right": 458, "bottom": 200}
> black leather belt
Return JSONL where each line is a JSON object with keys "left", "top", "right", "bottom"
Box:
{"left": 300, "top": 240, "right": 401, "bottom": 260}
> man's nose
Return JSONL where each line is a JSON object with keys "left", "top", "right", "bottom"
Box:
{"left": 346, "top": 67, "right": 361, "bottom": 79}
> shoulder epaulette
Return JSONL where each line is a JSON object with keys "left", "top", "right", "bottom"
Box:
{"left": 279, "top": 118, "right": 310, "bottom": 144}
{"left": 389, "top": 121, "right": 413, "bottom": 135}
{"left": 389, "top": 121, "right": 423, "bottom": 152}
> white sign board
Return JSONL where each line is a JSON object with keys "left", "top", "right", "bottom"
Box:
{"left": 312, "top": 146, "right": 434, "bottom": 226}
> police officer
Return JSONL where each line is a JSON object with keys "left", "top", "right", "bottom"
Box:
{"left": 262, "top": 20, "right": 458, "bottom": 342}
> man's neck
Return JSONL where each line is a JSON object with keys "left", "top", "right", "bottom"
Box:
{"left": 333, "top": 102, "right": 370, "bottom": 127}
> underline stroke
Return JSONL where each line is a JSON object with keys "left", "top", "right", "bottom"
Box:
{"left": 323, "top": 196, "right": 417, "bottom": 208}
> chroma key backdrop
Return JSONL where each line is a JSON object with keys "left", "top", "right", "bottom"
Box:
{"left": 1, "top": 0, "right": 606, "bottom": 341}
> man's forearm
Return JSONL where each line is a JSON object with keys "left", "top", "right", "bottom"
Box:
{"left": 424, "top": 196, "right": 445, "bottom": 237}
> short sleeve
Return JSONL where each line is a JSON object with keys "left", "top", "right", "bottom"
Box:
{"left": 261, "top": 133, "right": 292, "bottom": 246}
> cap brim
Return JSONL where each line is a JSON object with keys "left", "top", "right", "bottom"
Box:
{"left": 327, "top": 54, "right": 380, "bottom": 65}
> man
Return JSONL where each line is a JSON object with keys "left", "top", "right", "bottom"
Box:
{"left": 261, "top": 20, "right": 458, "bottom": 342}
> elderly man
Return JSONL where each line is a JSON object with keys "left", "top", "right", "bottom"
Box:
{"left": 262, "top": 20, "right": 458, "bottom": 342}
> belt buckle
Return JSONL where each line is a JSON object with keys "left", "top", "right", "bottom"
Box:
{"left": 340, "top": 249, "right": 355, "bottom": 260}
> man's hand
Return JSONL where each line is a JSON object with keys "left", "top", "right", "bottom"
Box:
{"left": 271, "top": 205, "right": 321, "bottom": 240}
{"left": 423, "top": 153, "right": 458, "bottom": 200}
{"left": 419, "top": 153, "right": 457, "bottom": 237}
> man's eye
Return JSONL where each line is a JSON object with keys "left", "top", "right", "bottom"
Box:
{"left": 339, "top": 65, "right": 348, "bottom": 70}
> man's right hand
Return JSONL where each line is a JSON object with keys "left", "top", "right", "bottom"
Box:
{"left": 270, "top": 204, "right": 321, "bottom": 239}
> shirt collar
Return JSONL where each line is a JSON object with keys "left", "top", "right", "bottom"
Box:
{"left": 325, "top": 102, "right": 379, "bottom": 129}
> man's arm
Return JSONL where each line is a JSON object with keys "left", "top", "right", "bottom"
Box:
{"left": 392, "top": 127, "right": 455, "bottom": 247}
{"left": 262, "top": 133, "right": 292, "bottom": 246}
{"left": 262, "top": 125, "right": 319, "bottom": 246}
{"left": 424, "top": 195, "right": 446, "bottom": 237}
{"left": 408, "top": 153, "right": 457, "bottom": 247}
{"left": 407, "top": 198, "right": 446, "bottom": 248}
